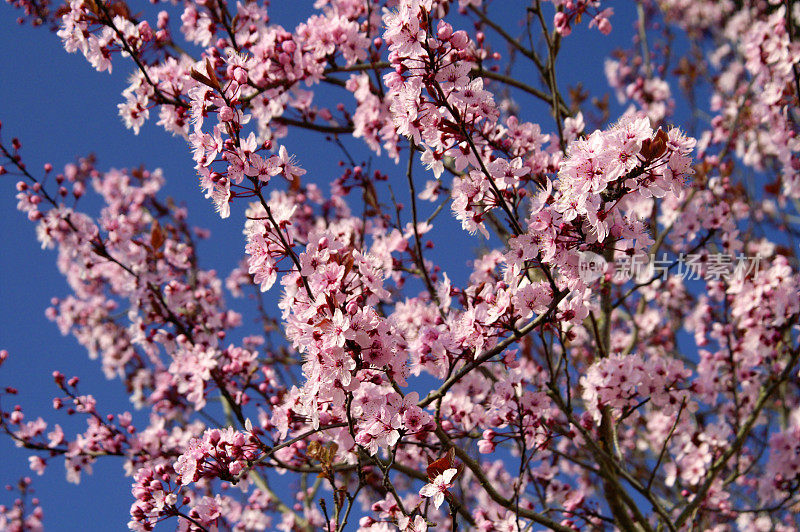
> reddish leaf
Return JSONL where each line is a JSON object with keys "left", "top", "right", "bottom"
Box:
{"left": 426, "top": 448, "right": 455, "bottom": 481}
{"left": 191, "top": 59, "right": 221, "bottom": 91}
{"left": 150, "top": 220, "right": 165, "bottom": 251}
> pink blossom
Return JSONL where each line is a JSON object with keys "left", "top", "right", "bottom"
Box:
{"left": 419, "top": 468, "right": 457, "bottom": 509}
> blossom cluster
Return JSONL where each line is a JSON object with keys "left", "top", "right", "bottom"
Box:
{"left": 2, "top": 0, "right": 800, "bottom": 530}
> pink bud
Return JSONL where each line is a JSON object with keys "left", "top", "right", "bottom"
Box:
{"left": 233, "top": 67, "right": 248, "bottom": 84}
{"left": 450, "top": 30, "right": 468, "bottom": 49}
{"left": 436, "top": 21, "right": 453, "bottom": 41}
{"left": 554, "top": 12, "right": 571, "bottom": 36}
{"left": 281, "top": 40, "right": 296, "bottom": 54}
{"left": 219, "top": 106, "right": 235, "bottom": 122}
{"left": 137, "top": 21, "right": 153, "bottom": 41}
{"left": 228, "top": 460, "right": 244, "bottom": 476}
{"left": 157, "top": 11, "right": 169, "bottom": 29}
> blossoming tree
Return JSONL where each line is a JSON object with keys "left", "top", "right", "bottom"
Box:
{"left": 2, "top": 0, "right": 800, "bottom": 530}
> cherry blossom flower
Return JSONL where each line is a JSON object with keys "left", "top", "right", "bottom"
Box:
{"left": 419, "top": 468, "right": 457, "bottom": 509}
